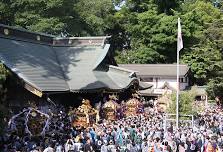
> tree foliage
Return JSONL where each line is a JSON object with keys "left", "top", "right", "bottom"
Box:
{"left": 167, "top": 89, "right": 197, "bottom": 115}
{"left": 0, "top": 0, "right": 115, "bottom": 36}
{"left": 113, "top": 0, "right": 223, "bottom": 99}
{"left": 113, "top": 2, "right": 180, "bottom": 63}
{"left": 114, "top": 0, "right": 222, "bottom": 66}
{"left": 0, "top": 64, "right": 8, "bottom": 135}
{"left": 207, "top": 77, "right": 223, "bottom": 100}
{"left": 181, "top": 1, "right": 222, "bottom": 84}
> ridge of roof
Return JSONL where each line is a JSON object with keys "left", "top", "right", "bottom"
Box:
{"left": 109, "top": 65, "right": 136, "bottom": 74}
{"left": 54, "top": 36, "right": 111, "bottom": 40}
{"left": 119, "top": 64, "right": 189, "bottom": 77}
{"left": 0, "top": 24, "right": 109, "bottom": 46}
{"left": 119, "top": 64, "right": 188, "bottom": 67}
{"left": 53, "top": 36, "right": 108, "bottom": 46}
{"left": 0, "top": 24, "right": 55, "bottom": 37}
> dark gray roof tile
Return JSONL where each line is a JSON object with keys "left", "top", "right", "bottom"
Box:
{"left": 0, "top": 37, "right": 137, "bottom": 93}
{"left": 119, "top": 64, "right": 189, "bottom": 77}
{"left": 0, "top": 38, "right": 69, "bottom": 92}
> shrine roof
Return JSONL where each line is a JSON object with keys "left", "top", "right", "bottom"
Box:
{"left": 0, "top": 24, "right": 138, "bottom": 96}
{"left": 119, "top": 64, "right": 189, "bottom": 77}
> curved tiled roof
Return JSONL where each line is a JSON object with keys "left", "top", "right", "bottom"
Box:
{"left": 0, "top": 24, "right": 138, "bottom": 95}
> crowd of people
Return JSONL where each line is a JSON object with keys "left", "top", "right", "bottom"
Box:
{"left": 0, "top": 102, "right": 223, "bottom": 152}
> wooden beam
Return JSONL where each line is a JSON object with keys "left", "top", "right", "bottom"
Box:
{"left": 24, "top": 83, "right": 43, "bottom": 97}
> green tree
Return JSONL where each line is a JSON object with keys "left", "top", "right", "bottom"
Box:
{"left": 113, "top": 3, "right": 180, "bottom": 63}
{"left": 181, "top": 3, "right": 223, "bottom": 85}
{"left": 0, "top": 0, "right": 115, "bottom": 36}
{"left": 167, "top": 89, "right": 197, "bottom": 115}
{"left": 155, "top": 0, "right": 180, "bottom": 14}
{"left": 11, "top": 0, "right": 75, "bottom": 34}
{"left": 113, "top": 0, "right": 223, "bottom": 76}
{"left": 113, "top": 0, "right": 222, "bottom": 65}
{"left": 207, "top": 77, "right": 223, "bottom": 101}
{"left": 74, "top": 0, "right": 115, "bottom": 36}
{"left": 0, "top": 64, "right": 8, "bottom": 135}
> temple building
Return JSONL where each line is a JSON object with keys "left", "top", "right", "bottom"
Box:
{"left": 119, "top": 64, "right": 190, "bottom": 98}
{"left": 0, "top": 24, "right": 147, "bottom": 107}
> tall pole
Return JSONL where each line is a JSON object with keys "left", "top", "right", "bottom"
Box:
{"left": 176, "top": 45, "right": 179, "bottom": 129}
{"left": 176, "top": 17, "right": 183, "bottom": 129}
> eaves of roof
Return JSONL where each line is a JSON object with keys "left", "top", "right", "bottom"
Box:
{"left": 0, "top": 24, "right": 138, "bottom": 95}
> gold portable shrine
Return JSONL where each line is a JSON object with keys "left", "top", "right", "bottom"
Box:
{"left": 124, "top": 93, "right": 142, "bottom": 117}
{"left": 71, "top": 99, "right": 98, "bottom": 129}
{"left": 102, "top": 94, "right": 120, "bottom": 121}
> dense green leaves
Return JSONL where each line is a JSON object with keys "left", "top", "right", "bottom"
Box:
{"left": 116, "top": 46, "right": 161, "bottom": 63}
{"left": 114, "top": 0, "right": 223, "bottom": 100}
{"left": 114, "top": 9, "right": 179, "bottom": 63}
{"left": 0, "top": 0, "right": 115, "bottom": 36}
{"left": 207, "top": 77, "right": 223, "bottom": 100}
{"left": 0, "top": 64, "right": 8, "bottom": 135}
{"left": 74, "top": 0, "right": 115, "bottom": 35}
{"left": 181, "top": 3, "right": 223, "bottom": 85}
{"left": 0, "top": 63, "right": 6, "bottom": 81}
{"left": 182, "top": 45, "right": 222, "bottom": 84}
{"left": 113, "top": 0, "right": 223, "bottom": 95}
{"left": 168, "top": 89, "right": 197, "bottom": 115}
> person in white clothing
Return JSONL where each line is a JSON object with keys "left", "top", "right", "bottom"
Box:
{"left": 43, "top": 144, "right": 54, "bottom": 152}
{"left": 65, "top": 139, "right": 75, "bottom": 152}
{"left": 55, "top": 143, "right": 64, "bottom": 152}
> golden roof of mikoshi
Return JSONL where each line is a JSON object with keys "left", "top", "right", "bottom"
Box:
{"left": 103, "top": 100, "right": 119, "bottom": 109}
{"left": 126, "top": 98, "right": 140, "bottom": 105}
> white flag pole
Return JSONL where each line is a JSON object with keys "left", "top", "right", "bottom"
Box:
{"left": 176, "top": 42, "right": 180, "bottom": 129}
{"left": 176, "top": 18, "right": 183, "bottom": 129}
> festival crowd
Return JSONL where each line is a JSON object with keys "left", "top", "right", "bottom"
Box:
{"left": 0, "top": 103, "right": 223, "bottom": 152}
